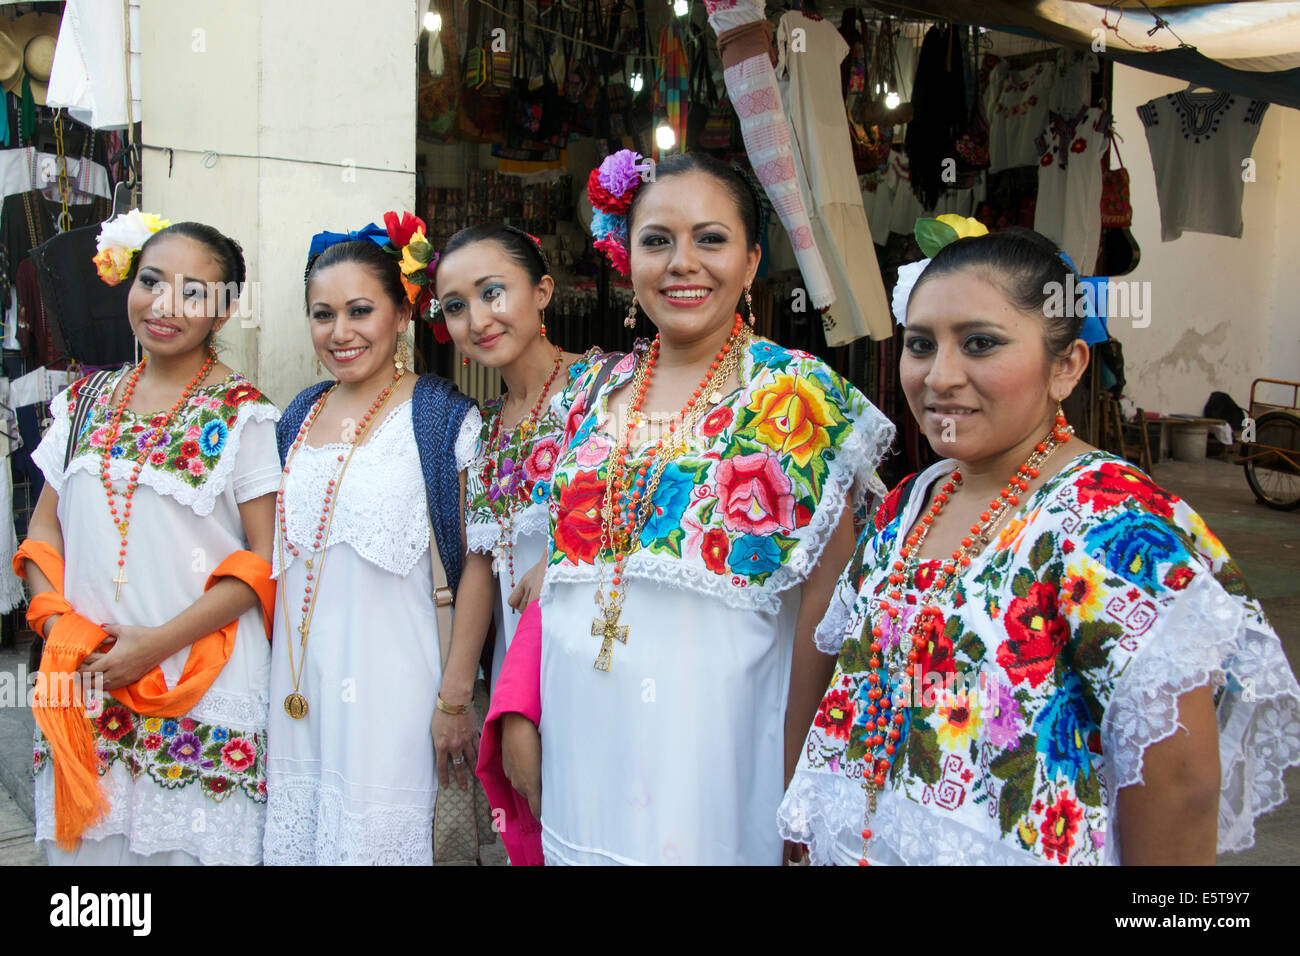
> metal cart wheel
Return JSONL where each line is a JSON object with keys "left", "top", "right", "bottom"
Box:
{"left": 1243, "top": 409, "right": 1300, "bottom": 511}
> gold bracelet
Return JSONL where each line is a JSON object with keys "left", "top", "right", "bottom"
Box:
{"left": 436, "top": 694, "right": 470, "bottom": 715}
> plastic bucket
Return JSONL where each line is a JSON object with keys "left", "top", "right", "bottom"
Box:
{"left": 1171, "top": 424, "right": 1208, "bottom": 462}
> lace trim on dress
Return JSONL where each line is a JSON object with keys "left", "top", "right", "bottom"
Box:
{"left": 541, "top": 398, "right": 895, "bottom": 614}
{"left": 1101, "top": 570, "right": 1300, "bottom": 858}
{"left": 188, "top": 687, "right": 269, "bottom": 731}
{"left": 272, "top": 406, "right": 480, "bottom": 579}
{"left": 262, "top": 772, "right": 433, "bottom": 866}
{"left": 466, "top": 498, "right": 549, "bottom": 565}
{"left": 778, "top": 769, "right": 1050, "bottom": 866}
{"left": 62, "top": 399, "right": 282, "bottom": 518}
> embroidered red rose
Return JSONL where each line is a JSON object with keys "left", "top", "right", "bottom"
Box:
{"left": 1070, "top": 137, "right": 1087, "bottom": 153}
{"left": 1075, "top": 461, "right": 1178, "bottom": 518}
{"left": 1164, "top": 566, "right": 1195, "bottom": 591}
{"left": 701, "top": 406, "right": 733, "bottom": 438}
{"left": 714, "top": 451, "right": 796, "bottom": 535}
{"left": 997, "top": 582, "right": 1069, "bottom": 687}
{"left": 523, "top": 437, "right": 561, "bottom": 483}
{"left": 553, "top": 469, "right": 605, "bottom": 565}
{"left": 180, "top": 441, "right": 201, "bottom": 459}
{"left": 220, "top": 737, "right": 256, "bottom": 772}
{"left": 1041, "top": 791, "right": 1083, "bottom": 863}
{"left": 95, "top": 705, "right": 133, "bottom": 742}
{"left": 813, "top": 688, "right": 856, "bottom": 741}
{"left": 914, "top": 606, "right": 955, "bottom": 678}
{"left": 701, "top": 529, "right": 730, "bottom": 574}
{"left": 1040, "top": 153, "right": 1053, "bottom": 167}
{"left": 225, "top": 382, "right": 260, "bottom": 406}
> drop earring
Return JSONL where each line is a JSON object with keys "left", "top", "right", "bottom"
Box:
{"left": 624, "top": 296, "right": 638, "bottom": 329}
{"left": 314, "top": 355, "right": 322, "bottom": 376}
{"left": 539, "top": 308, "right": 547, "bottom": 338}
{"left": 462, "top": 356, "right": 471, "bottom": 368}
{"left": 743, "top": 285, "right": 755, "bottom": 326}
{"left": 394, "top": 338, "right": 409, "bottom": 375}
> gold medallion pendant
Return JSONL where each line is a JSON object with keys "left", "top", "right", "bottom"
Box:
{"left": 284, "top": 693, "right": 309, "bottom": 719}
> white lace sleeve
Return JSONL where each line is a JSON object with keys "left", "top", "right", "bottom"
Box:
{"left": 455, "top": 406, "right": 482, "bottom": 473}
{"left": 1101, "top": 571, "right": 1300, "bottom": 861}
{"left": 231, "top": 415, "right": 283, "bottom": 503}
{"left": 30, "top": 386, "right": 73, "bottom": 494}
{"left": 812, "top": 573, "right": 857, "bottom": 655}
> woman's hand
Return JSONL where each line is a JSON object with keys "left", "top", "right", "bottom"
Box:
{"left": 76, "top": 624, "right": 162, "bottom": 690}
{"left": 432, "top": 704, "right": 479, "bottom": 791}
{"left": 507, "top": 559, "right": 546, "bottom": 613}
{"left": 501, "top": 712, "right": 542, "bottom": 818}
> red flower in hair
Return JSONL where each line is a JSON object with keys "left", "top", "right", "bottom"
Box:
{"left": 594, "top": 236, "right": 630, "bottom": 275}
{"left": 384, "top": 210, "right": 426, "bottom": 249}
{"left": 586, "top": 169, "right": 634, "bottom": 215}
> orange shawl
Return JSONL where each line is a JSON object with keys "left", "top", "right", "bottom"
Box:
{"left": 13, "top": 539, "right": 275, "bottom": 849}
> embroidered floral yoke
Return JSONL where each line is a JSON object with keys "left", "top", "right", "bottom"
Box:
{"left": 30, "top": 369, "right": 281, "bottom": 864}
{"left": 534, "top": 338, "right": 894, "bottom": 865}
{"left": 779, "top": 451, "right": 1300, "bottom": 865}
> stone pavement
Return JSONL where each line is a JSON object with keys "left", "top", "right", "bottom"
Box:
{"left": 0, "top": 456, "right": 1295, "bottom": 865}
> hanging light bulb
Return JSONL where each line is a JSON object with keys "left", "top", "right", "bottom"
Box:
{"left": 674, "top": 0, "right": 689, "bottom": 16}
{"left": 424, "top": 10, "right": 441, "bottom": 31}
{"left": 885, "top": 91, "right": 901, "bottom": 109}
{"left": 656, "top": 123, "right": 677, "bottom": 151}
{"left": 630, "top": 72, "right": 644, "bottom": 93}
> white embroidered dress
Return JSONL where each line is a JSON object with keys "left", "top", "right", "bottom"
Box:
{"left": 31, "top": 370, "right": 281, "bottom": 865}
{"left": 262, "top": 400, "right": 480, "bottom": 866}
{"left": 537, "top": 340, "right": 893, "bottom": 865}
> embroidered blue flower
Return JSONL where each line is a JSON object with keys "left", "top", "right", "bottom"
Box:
{"left": 211, "top": 728, "right": 228, "bottom": 743}
{"left": 161, "top": 719, "right": 179, "bottom": 738}
{"left": 1084, "top": 510, "right": 1189, "bottom": 592}
{"left": 531, "top": 480, "right": 551, "bottom": 504}
{"left": 1032, "top": 671, "right": 1095, "bottom": 782}
{"left": 639, "top": 463, "right": 694, "bottom": 546}
{"left": 728, "top": 534, "right": 782, "bottom": 578}
{"left": 748, "top": 341, "right": 790, "bottom": 368}
{"left": 199, "top": 418, "right": 228, "bottom": 457}
{"left": 109, "top": 445, "right": 126, "bottom": 458}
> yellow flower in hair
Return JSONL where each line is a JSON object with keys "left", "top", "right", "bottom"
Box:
{"left": 138, "top": 212, "right": 170, "bottom": 233}
{"left": 934, "top": 214, "right": 989, "bottom": 240}
{"left": 92, "top": 247, "right": 134, "bottom": 286}
{"left": 399, "top": 230, "right": 433, "bottom": 276}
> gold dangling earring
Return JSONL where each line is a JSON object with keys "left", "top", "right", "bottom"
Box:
{"left": 743, "top": 284, "right": 755, "bottom": 327}
{"left": 394, "top": 337, "right": 409, "bottom": 375}
{"left": 539, "top": 308, "right": 547, "bottom": 338}
{"left": 624, "top": 296, "right": 638, "bottom": 329}
{"left": 314, "top": 355, "right": 323, "bottom": 376}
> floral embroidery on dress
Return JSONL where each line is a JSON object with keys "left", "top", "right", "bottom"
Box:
{"left": 782, "top": 451, "right": 1300, "bottom": 865}
{"left": 465, "top": 348, "right": 604, "bottom": 561}
{"left": 543, "top": 339, "right": 893, "bottom": 609}
{"left": 68, "top": 369, "right": 272, "bottom": 490}
{"left": 33, "top": 699, "right": 267, "bottom": 803}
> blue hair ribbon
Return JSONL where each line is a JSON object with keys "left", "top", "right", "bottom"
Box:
{"left": 307, "top": 222, "right": 390, "bottom": 258}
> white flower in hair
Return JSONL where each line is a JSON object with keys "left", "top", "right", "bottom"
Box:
{"left": 891, "top": 258, "right": 931, "bottom": 327}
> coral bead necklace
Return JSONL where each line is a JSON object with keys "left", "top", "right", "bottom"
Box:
{"left": 590, "top": 313, "right": 749, "bottom": 671}
{"left": 855, "top": 411, "right": 1073, "bottom": 865}
{"left": 275, "top": 365, "right": 405, "bottom": 720}
{"left": 484, "top": 344, "right": 564, "bottom": 589}
{"left": 100, "top": 347, "right": 217, "bottom": 601}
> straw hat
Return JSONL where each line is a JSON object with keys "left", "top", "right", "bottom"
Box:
{"left": 0, "top": 13, "right": 62, "bottom": 106}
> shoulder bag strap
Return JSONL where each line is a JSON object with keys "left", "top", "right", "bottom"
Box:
{"left": 64, "top": 368, "right": 117, "bottom": 471}
{"left": 427, "top": 506, "right": 455, "bottom": 669}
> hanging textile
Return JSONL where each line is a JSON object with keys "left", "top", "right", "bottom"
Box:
{"left": 703, "top": 0, "right": 835, "bottom": 310}
{"left": 654, "top": 18, "right": 689, "bottom": 159}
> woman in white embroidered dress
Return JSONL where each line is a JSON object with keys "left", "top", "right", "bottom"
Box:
{"left": 24, "top": 221, "right": 280, "bottom": 865}
{"left": 432, "top": 224, "right": 599, "bottom": 789}
{"left": 262, "top": 229, "right": 480, "bottom": 865}
{"left": 498, "top": 152, "right": 894, "bottom": 864}
{"left": 779, "top": 226, "right": 1300, "bottom": 864}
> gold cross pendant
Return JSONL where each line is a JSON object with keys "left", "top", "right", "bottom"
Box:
{"left": 112, "top": 567, "right": 128, "bottom": 602}
{"left": 591, "top": 607, "right": 629, "bottom": 671}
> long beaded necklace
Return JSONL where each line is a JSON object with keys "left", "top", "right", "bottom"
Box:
{"left": 590, "top": 313, "right": 750, "bottom": 671}
{"left": 856, "top": 411, "right": 1073, "bottom": 865}
{"left": 100, "top": 347, "right": 217, "bottom": 601}
{"left": 275, "top": 366, "right": 404, "bottom": 720}
{"left": 484, "top": 344, "right": 564, "bottom": 589}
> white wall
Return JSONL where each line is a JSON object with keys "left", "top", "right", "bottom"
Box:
{"left": 1113, "top": 63, "right": 1300, "bottom": 416}
{"left": 140, "top": 0, "right": 417, "bottom": 408}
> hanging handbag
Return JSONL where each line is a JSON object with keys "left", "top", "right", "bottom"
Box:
{"left": 1100, "top": 136, "right": 1132, "bottom": 229}
{"left": 429, "top": 512, "right": 499, "bottom": 866}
